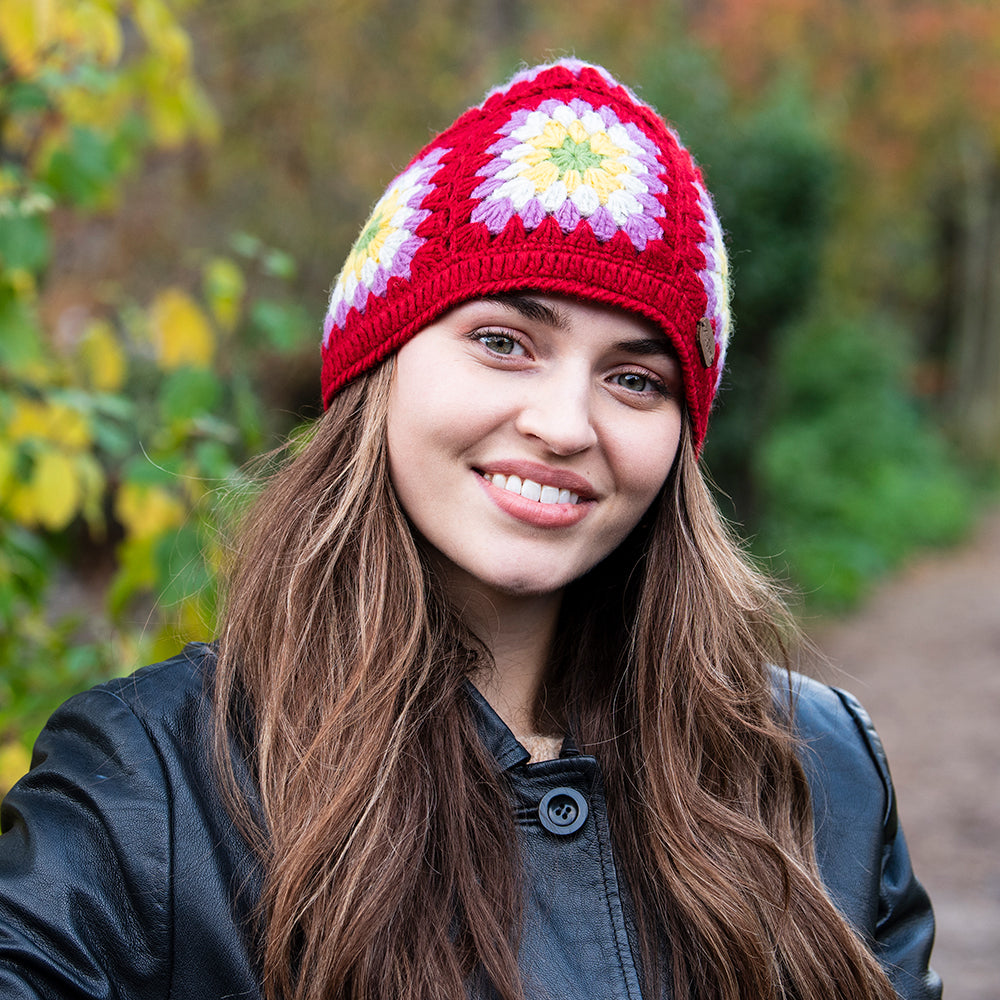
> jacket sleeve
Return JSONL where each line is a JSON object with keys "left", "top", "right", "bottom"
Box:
{"left": 831, "top": 687, "right": 942, "bottom": 1000}
{"left": 0, "top": 687, "right": 173, "bottom": 999}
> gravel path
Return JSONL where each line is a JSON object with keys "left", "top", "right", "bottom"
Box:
{"left": 810, "top": 506, "right": 1000, "bottom": 999}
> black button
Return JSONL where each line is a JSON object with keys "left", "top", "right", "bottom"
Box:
{"left": 538, "top": 787, "right": 588, "bottom": 836}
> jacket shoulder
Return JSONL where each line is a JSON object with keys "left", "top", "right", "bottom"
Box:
{"left": 93, "top": 640, "right": 217, "bottom": 728}
{"left": 775, "top": 668, "right": 893, "bottom": 818}
{"left": 771, "top": 668, "right": 940, "bottom": 1000}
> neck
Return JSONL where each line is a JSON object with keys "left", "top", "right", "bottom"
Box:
{"left": 448, "top": 580, "right": 563, "bottom": 737}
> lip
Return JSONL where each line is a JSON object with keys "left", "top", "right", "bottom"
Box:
{"left": 475, "top": 464, "right": 595, "bottom": 529}
{"left": 475, "top": 460, "right": 597, "bottom": 500}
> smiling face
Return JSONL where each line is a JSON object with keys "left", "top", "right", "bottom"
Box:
{"left": 386, "top": 293, "right": 684, "bottom": 607}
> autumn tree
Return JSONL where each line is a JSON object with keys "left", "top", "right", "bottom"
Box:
{"left": 0, "top": 0, "right": 308, "bottom": 789}
{"left": 687, "top": 0, "right": 1000, "bottom": 461}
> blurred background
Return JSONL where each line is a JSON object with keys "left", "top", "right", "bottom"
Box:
{"left": 1, "top": 1, "right": 997, "bottom": 995}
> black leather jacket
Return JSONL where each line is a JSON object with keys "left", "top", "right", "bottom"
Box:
{"left": 0, "top": 643, "right": 940, "bottom": 999}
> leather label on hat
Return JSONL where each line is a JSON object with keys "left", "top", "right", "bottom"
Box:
{"left": 697, "top": 318, "right": 715, "bottom": 368}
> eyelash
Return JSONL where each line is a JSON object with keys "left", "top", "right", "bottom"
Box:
{"left": 471, "top": 329, "right": 671, "bottom": 398}
{"left": 474, "top": 330, "right": 525, "bottom": 356}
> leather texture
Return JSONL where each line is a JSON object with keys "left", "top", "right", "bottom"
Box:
{"left": 0, "top": 643, "right": 941, "bottom": 999}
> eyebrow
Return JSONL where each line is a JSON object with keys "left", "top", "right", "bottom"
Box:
{"left": 614, "top": 337, "right": 678, "bottom": 360}
{"left": 478, "top": 294, "right": 677, "bottom": 360}
{"left": 480, "top": 293, "right": 569, "bottom": 329}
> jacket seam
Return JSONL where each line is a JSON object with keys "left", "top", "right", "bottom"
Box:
{"left": 591, "top": 797, "right": 644, "bottom": 1000}
{"left": 94, "top": 687, "right": 177, "bottom": 1000}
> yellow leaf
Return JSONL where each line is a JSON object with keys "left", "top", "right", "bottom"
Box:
{"left": 5, "top": 482, "right": 36, "bottom": 525}
{"left": 67, "top": 1, "right": 123, "bottom": 66}
{"left": 115, "top": 481, "right": 185, "bottom": 540}
{"left": 48, "top": 402, "right": 91, "bottom": 450}
{"left": 31, "top": 447, "right": 81, "bottom": 531}
{"left": 5, "top": 399, "right": 48, "bottom": 442}
{"left": 134, "top": 0, "right": 189, "bottom": 67}
{"left": 7, "top": 399, "right": 91, "bottom": 450}
{"left": 203, "top": 256, "right": 244, "bottom": 332}
{"left": 0, "top": 0, "right": 57, "bottom": 76}
{"left": 77, "top": 319, "right": 127, "bottom": 391}
{"left": 0, "top": 741, "right": 32, "bottom": 796}
{"left": 149, "top": 288, "right": 215, "bottom": 370}
{"left": 0, "top": 441, "right": 16, "bottom": 501}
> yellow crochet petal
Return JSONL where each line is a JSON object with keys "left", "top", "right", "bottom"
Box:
{"left": 522, "top": 147, "right": 553, "bottom": 167}
{"left": 536, "top": 120, "right": 568, "bottom": 149}
{"left": 589, "top": 132, "right": 624, "bottom": 158}
{"left": 524, "top": 161, "right": 559, "bottom": 190}
{"left": 586, "top": 168, "right": 622, "bottom": 200}
{"left": 567, "top": 119, "right": 588, "bottom": 145}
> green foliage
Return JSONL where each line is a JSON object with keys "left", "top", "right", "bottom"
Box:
{"left": 0, "top": 0, "right": 309, "bottom": 790}
{"left": 755, "top": 309, "right": 973, "bottom": 609}
{"left": 641, "top": 48, "right": 838, "bottom": 518}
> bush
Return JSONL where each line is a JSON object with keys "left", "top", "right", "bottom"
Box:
{"left": 755, "top": 308, "right": 972, "bottom": 609}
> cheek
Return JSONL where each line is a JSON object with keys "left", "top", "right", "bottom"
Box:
{"left": 614, "top": 412, "right": 683, "bottom": 508}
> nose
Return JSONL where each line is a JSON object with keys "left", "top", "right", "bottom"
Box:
{"left": 513, "top": 368, "right": 599, "bottom": 456}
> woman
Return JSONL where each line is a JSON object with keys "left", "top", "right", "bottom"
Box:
{"left": 0, "top": 60, "right": 939, "bottom": 1000}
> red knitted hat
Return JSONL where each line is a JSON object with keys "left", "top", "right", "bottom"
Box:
{"left": 321, "top": 59, "right": 731, "bottom": 448}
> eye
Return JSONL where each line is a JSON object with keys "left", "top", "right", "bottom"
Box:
{"left": 611, "top": 371, "right": 666, "bottom": 396}
{"left": 476, "top": 331, "right": 525, "bottom": 356}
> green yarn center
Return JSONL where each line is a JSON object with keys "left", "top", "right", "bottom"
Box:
{"left": 354, "top": 210, "right": 386, "bottom": 255}
{"left": 550, "top": 137, "right": 602, "bottom": 177}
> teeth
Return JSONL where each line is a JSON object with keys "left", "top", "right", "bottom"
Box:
{"left": 484, "top": 473, "right": 581, "bottom": 505}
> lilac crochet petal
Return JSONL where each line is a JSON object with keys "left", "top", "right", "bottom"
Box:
{"left": 636, "top": 192, "right": 664, "bottom": 215}
{"left": 333, "top": 299, "right": 350, "bottom": 329}
{"left": 555, "top": 199, "right": 581, "bottom": 232}
{"left": 394, "top": 235, "right": 423, "bottom": 267}
{"left": 598, "top": 106, "right": 617, "bottom": 129}
{"left": 587, "top": 205, "right": 618, "bottom": 241}
{"left": 322, "top": 312, "right": 335, "bottom": 346}
{"left": 624, "top": 214, "right": 662, "bottom": 251}
{"left": 491, "top": 136, "right": 521, "bottom": 153}
{"left": 703, "top": 281, "right": 718, "bottom": 317}
{"left": 471, "top": 198, "right": 515, "bottom": 233}
{"left": 520, "top": 197, "right": 547, "bottom": 230}
{"left": 369, "top": 265, "right": 389, "bottom": 298}
{"left": 472, "top": 175, "right": 507, "bottom": 199}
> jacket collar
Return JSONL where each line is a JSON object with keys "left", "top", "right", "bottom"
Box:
{"left": 463, "top": 680, "right": 582, "bottom": 770}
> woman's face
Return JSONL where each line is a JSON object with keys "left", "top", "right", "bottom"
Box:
{"left": 386, "top": 293, "right": 683, "bottom": 603}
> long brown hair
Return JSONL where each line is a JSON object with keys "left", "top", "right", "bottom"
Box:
{"left": 214, "top": 359, "right": 896, "bottom": 1000}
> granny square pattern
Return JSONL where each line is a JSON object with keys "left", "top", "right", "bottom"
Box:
{"left": 470, "top": 98, "right": 668, "bottom": 251}
{"left": 324, "top": 146, "right": 447, "bottom": 342}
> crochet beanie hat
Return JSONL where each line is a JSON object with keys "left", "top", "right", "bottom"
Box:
{"left": 321, "top": 59, "right": 731, "bottom": 448}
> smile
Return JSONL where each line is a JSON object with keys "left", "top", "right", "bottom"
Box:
{"left": 481, "top": 473, "right": 580, "bottom": 505}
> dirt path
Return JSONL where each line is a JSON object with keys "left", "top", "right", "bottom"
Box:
{"left": 809, "top": 506, "right": 1000, "bottom": 1000}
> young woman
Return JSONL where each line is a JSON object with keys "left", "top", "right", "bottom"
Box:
{"left": 0, "top": 60, "right": 939, "bottom": 1000}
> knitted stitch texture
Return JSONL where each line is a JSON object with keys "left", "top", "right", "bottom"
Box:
{"left": 321, "top": 59, "right": 730, "bottom": 448}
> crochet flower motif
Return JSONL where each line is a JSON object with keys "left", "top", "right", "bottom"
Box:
{"left": 325, "top": 147, "right": 446, "bottom": 340}
{"left": 471, "top": 98, "right": 667, "bottom": 251}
